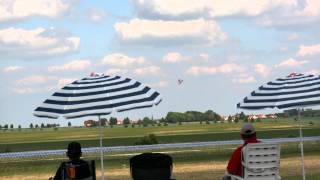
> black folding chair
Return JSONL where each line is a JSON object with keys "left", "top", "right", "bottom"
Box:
{"left": 130, "top": 153, "right": 175, "bottom": 180}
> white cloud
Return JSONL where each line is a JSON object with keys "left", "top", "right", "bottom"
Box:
{"left": 58, "top": 78, "right": 77, "bottom": 87}
{"left": 199, "top": 53, "right": 209, "bottom": 61}
{"left": 133, "top": 0, "right": 320, "bottom": 27}
{"left": 101, "top": 53, "right": 147, "bottom": 67}
{"left": 133, "top": 0, "right": 296, "bottom": 19}
{"left": 297, "top": 44, "right": 320, "bottom": 57}
{"left": 12, "top": 87, "right": 35, "bottom": 94}
{"left": 162, "top": 52, "right": 189, "bottom": 63}
{"left": 0, "top": 0, "right": 72, "bottom": 23}
{"left": 287, "top": 33, "right": 299, "bottom": 41}
{"left": 275, "top": 58, "right": 308, "bottom": 68}
{"left": 3, "top": 66, "right": 23, "bottom": 73}
{"left": 48, "top": 60, "right": 91, "bottom": 72}
{"left": 133, "top": 66, "right": 161, "bottom": 76}
{"left": 17, "top": 75, "right": 57, "bottom": 85}
{"left": 12, "top": 86, "right": 56, "bottom": 94}
{"left": 232, "top": 76, "right": 256, "bottom": 84}
{"left": 146, "top": 80, "right": 168, "bottom": 88}
{"left": 186, "top": 63, "right": 245, "bottom": 76}
{"left": 254, "top": 64, "right": 271, "bottom": 77}
{"left": 89, "top": 9, "right": 106, "bottom": 23}
{"left": 304, "top": 69, "right": 320, "bottom": 75}
{"left": 0, "top": 27, "right": 80, "bottom": 59}
{"left": 114, "top": 18, "right": 227, "bottom": 46}
{"left": 105, "top": 68, "right": 128, "bottom": 76}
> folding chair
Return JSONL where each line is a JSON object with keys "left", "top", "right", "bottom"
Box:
{"left": 62, "top": 160, "right": 96, "bottom": 180}
{"left": 130, "top": 153, "right": 175, "bottom": 180}
{"left": 226, "top": 143, "right": 281, "bottom": 180}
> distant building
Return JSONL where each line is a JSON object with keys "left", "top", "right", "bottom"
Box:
{"left": 267, "top": 114, "right": 278, "bottom": 119}
{"left": 84, "top": 120, "right": 97, "bottom": 127}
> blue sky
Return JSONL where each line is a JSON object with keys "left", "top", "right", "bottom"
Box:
{"left": 0, "top": 0, "right": 319, "bottom": 127}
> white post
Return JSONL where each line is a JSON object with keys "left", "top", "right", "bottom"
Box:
{"left": 99, "top": 115, "right": 105, "bottom": 180}
{"left": 298, "top": 108, "right": 306, "bottom": 180}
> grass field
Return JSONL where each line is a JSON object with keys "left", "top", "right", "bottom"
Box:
{"left": 0, "top": 118, "right": 320, "bottom": 152}
{"left": 0, "top": 118, "right": 319, "bottom": 179}
{"left": 1, "top": 141, "right": 319, "bottom": 179}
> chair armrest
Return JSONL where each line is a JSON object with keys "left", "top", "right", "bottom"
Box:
{"left": 225, "top": 172, "right": 244, "bottom": 180}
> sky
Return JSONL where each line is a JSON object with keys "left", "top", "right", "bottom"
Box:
{"left": 0, "top": 0, "right": 319, "bottom": 127}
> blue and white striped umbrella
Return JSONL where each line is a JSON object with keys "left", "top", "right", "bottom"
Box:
{"left": 237, "top": 73, "right": 320, "bottom": 110}
{"left": 33, "top": 74, "right": 162, "bottom": 180}
{"left": 33, "top": 74, "right": 162, "bottom": 119}
{"left": 237, "top": 73, "right": 320, "bottom": 180}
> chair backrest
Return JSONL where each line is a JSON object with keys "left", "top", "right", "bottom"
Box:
{"left": 62, "top": 160, "right": 96, "bottom": 180}
{"left": 130, "top": 153, "right": 173, "bottom": 180}
{"left": 242, "top": 143, "right": 280, "bottom": 180}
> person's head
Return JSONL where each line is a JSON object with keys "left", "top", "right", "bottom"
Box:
{"left": 66, "top": 141, "right": 82, "bottom": 160}
{"left": 240, "top": 123, "right": 256, "bottom": 140}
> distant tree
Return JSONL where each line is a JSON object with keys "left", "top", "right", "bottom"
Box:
{"left": 0, "top": 125, "right": 2, "bottom": 129}
{"left": 239, "top": 112, "right": 246, "bottom": 120}
{"left": 157, "top": 123, "right": 162, "bottom": 127}
{"left": 143, "top": 117, "right": 152, "bottom": 126}
{"left": 227, "top": 116, "right": 232, "bottom": 123}
{"left": 10, "top": 124, "right": 14, "bottom": 129}
{"left": 164, "top": 122, "right": 168, "bottom": 126}
{"left": 35, "top": 124, "right": 39, "bottom": 128}
{"left": 131, "top": 124, "right": 135, "bottom": 128}
{"left": 29, "top": 123, "right": 34, "bottom": 129}
{"left": 4, "top": 124, "right": 8, "bottom": 129}
{"left": 41, "top": 123, "right": 45, "bottom": 128}
{"left": 18, "top": 125, "right": 21, "bottom": 131}
{"left": 100, "top": 118, "right": 108, "bottom": 126}
{"left": 68, "top": 122, "right": 72, "bottom": 127}
{"left": 109, "top": 117, "right": 118, "bottom": 126}
{"left": 234, "top": 117, "right": 239, "bottom": 123}
{"left": 123, "top": 117, "right": 131, "bottom": 126}
{"left": 244, "top": 117, "right": 249, "bottom": 123}
{"left": 160, "top": 117, "right": 167, "bottom": 123}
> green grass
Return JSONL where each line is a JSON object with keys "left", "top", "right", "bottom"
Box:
{"left": 0, "top": 119, "right": 320, "bottom": 152}
{"left": 0, "top": 141, "right": 319, "bottom": 177}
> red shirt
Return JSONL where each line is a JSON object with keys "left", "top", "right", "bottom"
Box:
{"left": 227, "top": 136, "right": 260, "bottom": 177}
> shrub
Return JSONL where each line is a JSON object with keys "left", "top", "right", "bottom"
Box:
{"left": 134, "top": 134, "right": 159, "bottom": 145}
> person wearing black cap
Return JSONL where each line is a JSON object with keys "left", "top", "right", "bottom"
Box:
{"left": 223, "top": 123, "right": 260, "bottom": 180}
{"left": 51, "top": 142, "right": 91, "bottom": 180}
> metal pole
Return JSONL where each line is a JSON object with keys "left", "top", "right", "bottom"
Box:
{"left": 99, "top": 115, "right": 105, "bottom": 180}
{"left": 298, "top": 108, "right": 306, "bottom": 180}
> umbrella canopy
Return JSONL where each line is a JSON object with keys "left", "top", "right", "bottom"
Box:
{"left": 237, "top": 73, "right": 320, "bottom": 110}
{"left": 34, "top": 75, "right": 162, "bottom": 119}
{"left": 237, "top": 72, "right": 320, "bottom": 180}
{"left": 33, "top": 74, "right": 162, "bottom": 180}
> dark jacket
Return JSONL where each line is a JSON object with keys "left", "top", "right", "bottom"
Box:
{"left": 53, "top": 159, "right": 91, "bottom": 180}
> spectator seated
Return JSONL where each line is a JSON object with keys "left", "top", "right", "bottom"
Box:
{"left": 226, "top": 143, "right": 281, "bottom": 180}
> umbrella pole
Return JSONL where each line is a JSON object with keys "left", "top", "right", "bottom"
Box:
{"left": 99, "top": 115, "right": 105, "bottom": 180}
{"left": 298, "top": 108, "right": 306, "bottom": 180}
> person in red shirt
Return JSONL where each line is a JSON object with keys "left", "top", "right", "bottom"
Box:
{"left": 223, "top": 123, "right": 260, "bottom": 180}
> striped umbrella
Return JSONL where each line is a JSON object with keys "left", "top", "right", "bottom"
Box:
{"left": 237, "top": 73, "right": 320, "bottom": 180}
{"left": 33, "top": 74, "right": 162, "bottom": 180}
